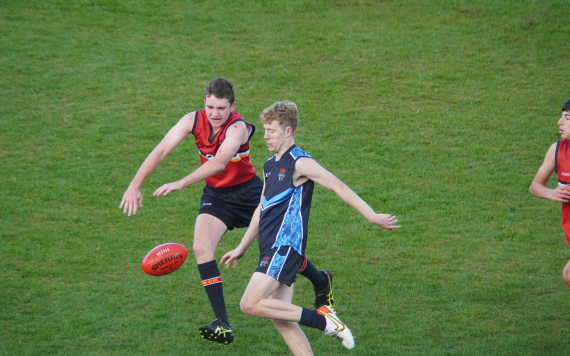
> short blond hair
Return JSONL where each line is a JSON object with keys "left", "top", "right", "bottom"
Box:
{"left": 259, "top": 101, "right": 299, "bottom": 134}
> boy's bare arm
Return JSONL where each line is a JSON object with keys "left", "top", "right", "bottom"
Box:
{"left": 294, "top": 158, "right": 400, "bottom": 230}
{"left": 120, "top": 112, "right": 195, "bottom": 215}
{"left": 530, "top": 142, "right": 570, "bottom": 203}
{"left": 153, "top": 120, "right": 249, "bottom": 196}
{"left": 221, "top": 201, "right": 263, "bottom": 269}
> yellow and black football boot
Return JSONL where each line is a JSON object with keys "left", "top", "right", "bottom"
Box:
{"left": 314, "top": 269, "right": 335, "bottom": 309}
{"left": 199, "top": 319, "right": 234, "bottom": 346}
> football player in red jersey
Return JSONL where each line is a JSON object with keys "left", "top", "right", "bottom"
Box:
{"left": 120, "top": 78, "right": 335, "bottom": 345}
{"left": 530, "top": 99, "right": 570, "bottom": 290}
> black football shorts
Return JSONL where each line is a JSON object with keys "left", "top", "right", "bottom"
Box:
{"left": 255, "top": 246, "right": 305, "bottom": 287}
{"left": 198, "top": 175, "right": 263, "bottom": 230}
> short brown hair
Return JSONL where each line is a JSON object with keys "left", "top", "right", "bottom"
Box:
{"left": 259, "top": 101, "right": 299, "bottom": 134}
{"left": 204, "top": 78, "right": 235, "bottom": 104}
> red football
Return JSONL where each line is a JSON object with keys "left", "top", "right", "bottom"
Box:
{"left": 141, "top": 243, "right": 188, "bottom": 276}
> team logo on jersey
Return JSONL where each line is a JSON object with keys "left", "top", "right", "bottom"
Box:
{"left": 278, "top": 169, "right": 286, "bottom": 181}
{"left": 198, "top": 150, "right": 216, "bottom": 161}
{"left": 230, "top": 149, "right": 250, "bottom": 162}
{"left": 259, "top": 256, "right": 270, "bottom": 267}
{"left": 563, "top": 172, "right": 570, "bottom": 177}
{"left": 198, "top": 148, "right": 249, "bottom": 163}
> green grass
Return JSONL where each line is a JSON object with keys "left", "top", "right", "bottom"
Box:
{"left": 2, "top": 0, "right": 570, "bottom": 354}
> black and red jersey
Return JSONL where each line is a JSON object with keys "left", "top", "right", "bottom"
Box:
{"left": 192, "top": 110, "right": 256, "bottom": 189}
{"left": 556, "top": 139, "right": 570, "bottom": 244}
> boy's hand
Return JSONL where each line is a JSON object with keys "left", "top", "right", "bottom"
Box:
{"left": 153, "top": 181, "right": 184, "bottom": 196}
{"left": 120, "top": 187, "right": 143, "bottom": 216}
{"left": 369, "top": 213, "right": 401, "bottom": 230}
{"left": 550, "top": 185, "right": 570, "bottom": 203}
{"left": 221, "top": 247, "right": 247, "bottom": 269}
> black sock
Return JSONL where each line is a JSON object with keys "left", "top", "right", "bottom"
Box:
{"left": 299, "top": 307, "right": 326, "bottom": 331}
{"left": 197, "top": 260, "right": 228, "bottom": 324}
{"left": 298, "top": 259, "right": 328, "bottom": 291}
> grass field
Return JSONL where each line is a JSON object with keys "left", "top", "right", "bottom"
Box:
{"left": 2, "top": 0, "right": 570, "bottom": 355}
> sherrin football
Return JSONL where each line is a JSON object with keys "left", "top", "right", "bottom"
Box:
{"left": 141, "top": 243, "right": 188, "bottom": 276}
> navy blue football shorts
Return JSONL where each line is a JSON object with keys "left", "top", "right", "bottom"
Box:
{"left": 198, "top": 175, "right": 263, "bottom": 230}
{"left": 255, "top": 246, "right": 305, "bottom": 287}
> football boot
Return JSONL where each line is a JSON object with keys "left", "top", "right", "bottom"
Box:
{"left": 199, "top": 319, "right": 234, "bottom": 346}
{"left": 314, "top": 269, "right": 334, "bottom": 309}
{"left": 317, "top": 305, "right": 354, "bottom": 349}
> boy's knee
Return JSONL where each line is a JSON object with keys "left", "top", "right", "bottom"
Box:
{"left": 240, "top": 298, "right": 255, "bottom": 316}
{"left": 193, "top": 240, "right": 212, "bottom": 260}
{"left": 192, "top": 241, "right": 203, "bottom": 257}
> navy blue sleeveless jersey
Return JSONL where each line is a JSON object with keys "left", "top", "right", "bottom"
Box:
{"left": 258, "top": 145, "right": 314, "bottom": 256}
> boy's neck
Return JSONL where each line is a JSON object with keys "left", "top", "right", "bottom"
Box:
{"left": 275, "top": 142, "right": 295, "bottom": 161}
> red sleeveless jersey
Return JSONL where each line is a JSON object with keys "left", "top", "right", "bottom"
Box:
{"left": 556, "top": 139, "right": 570, "bottom": 244}
{"left": 192, "top": 110, "right": 256, "bottom": 189}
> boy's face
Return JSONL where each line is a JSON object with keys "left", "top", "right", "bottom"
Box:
{"left": 558, "top": 110, "right": 570, "bottom": 140}
{"left": 263, "top": 120, "right": 290, "bottom": 153}
{"left": 204, "top": 95, "right": 235, "bottom": 131}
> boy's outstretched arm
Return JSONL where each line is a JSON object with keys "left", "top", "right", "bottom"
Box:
{"left": 530, "top": 143, "right": 570, "bottom": 203}
{"left": 294, "top": 158, "right": 400, "bottom": 230}
{"left": 120, "top": 113, "right": 195, "bottom": 216}
{"left": 153, "top": 120, "right": 249, "bottom": 196}
{"left": 221, "top": 195, "right": 264, "bottom": 269}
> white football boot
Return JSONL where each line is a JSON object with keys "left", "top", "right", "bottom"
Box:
{"left": 317, "top": 305, "right": 355, "bottom": 349}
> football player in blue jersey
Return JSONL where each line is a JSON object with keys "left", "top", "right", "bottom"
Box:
{"left": 221, "top": 101, "right": 400, "bottom": 354}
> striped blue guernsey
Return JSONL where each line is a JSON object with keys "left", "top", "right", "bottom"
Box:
{"left": 259, "top": 145, "right": 314, "bottom": 256}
